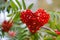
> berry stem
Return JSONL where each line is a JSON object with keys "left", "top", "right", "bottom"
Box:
{"left": 42, "top": 26, "right": 55, "bottom": 32}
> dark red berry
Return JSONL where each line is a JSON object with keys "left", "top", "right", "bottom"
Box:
{"left": 2, "top": 20, "right": 13, "bottom": 32}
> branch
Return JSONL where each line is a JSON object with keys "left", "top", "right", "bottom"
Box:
{"left": 41, "top": 26, "right": 55, "bottom": 33}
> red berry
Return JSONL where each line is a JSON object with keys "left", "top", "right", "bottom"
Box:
{"left": 34, "top": 8, "right": 50, "bottom": 26}
{"left": 8, "top": 31, "right": 16, "bottom": 37}
{"left": 20, "top": 9, "right": 50, "bottom": 34}
{"left": 20, "top": 9, "right": 33, "bottom": 23}
{"left": 55, "top": 30, "right": 60, "bottom": 35}
{"left": 56, "top": 32, "right": 60, "bottom": 35}
{"left": 2, "top": 20, "right": 13, "bottom": 32}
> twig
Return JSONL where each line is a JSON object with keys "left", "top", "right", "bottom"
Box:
{"left": 41, "top": 26, "right": 55, "bottom": 33}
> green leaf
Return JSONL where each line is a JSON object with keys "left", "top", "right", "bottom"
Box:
{"left": 7, "top": 8, "right": 10, "bottom": 13}
{"left": 16, "top": 0, "right": 22, "bottom": 10}
{"left": 18, "top": 34, "right": 27, "bottom": 40}
{"left": 10, "top": 0, "right": 18, "bottom": 11}
{"left": 44, "top": 37, "right": 53, "bottom": 40}
{"left": 55, "top": 24, "right": 60, "bottom": 31}
{"left": 31, "top": 33, "right": 39, "bottom": 40}
{"left": 17, "top": 29, "right": 28, "bottom": 40}
{"left": 56, "top": 36, "right": 60, "bottom": 40}
{"left": 22, "top": 0, "right": 26, "bottom": 10}
{"left": 48, "top": 11, "right": 60, "bottom": 29}
{"left": 48, "top": 21, "right": 56, "bottom": 29}
{"left": 7, "top": 13, "right": 14, "bottom": 17}
{"left": 28, "top": 3, "right": 34, "bottom": 9}
{"left": 46, "top": 30, "right": 57, "bottom": 36}
{"left": 1, "top": 31, "right": 5, "bottom": 37}
{"left": 13, "top": 12, "right": 20, "bottom": 22}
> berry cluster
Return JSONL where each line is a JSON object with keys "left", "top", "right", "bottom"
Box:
{"left": 2, "top": 20, "right": 13, "bottom": 32}
{"left": 55, "top": 30, "right": 60, "bottom": 35}
{"left": 34, "top": 9, "right": 50, "bottom": 26}
{"left": 20, "top": 9, "right": 50, "bottom": 34}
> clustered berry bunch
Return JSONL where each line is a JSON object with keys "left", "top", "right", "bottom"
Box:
{"left": 2, "top": 20, "right": 13, "bottom": 32}
{"left": 20, "top": 8, "right": 50, "bottom": 34}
